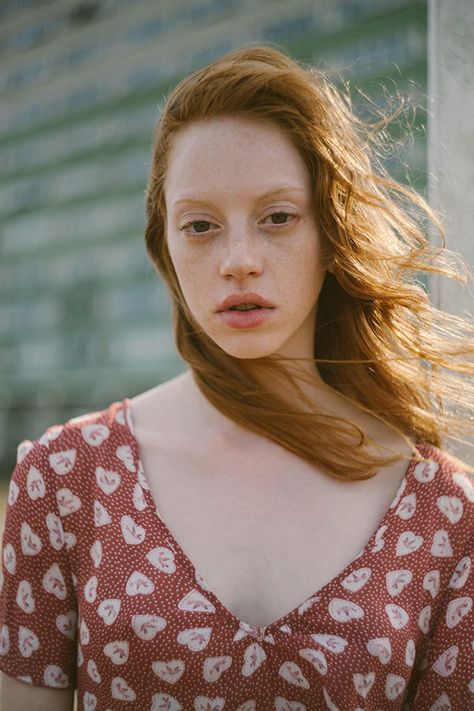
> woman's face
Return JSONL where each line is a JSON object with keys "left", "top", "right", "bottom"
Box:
{"left": 164, "top": 116, "right": 327, "bottom": 361}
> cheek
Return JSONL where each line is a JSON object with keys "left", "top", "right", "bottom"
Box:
{"left": 169, "top": 250, "right": 209, "bottom": 309}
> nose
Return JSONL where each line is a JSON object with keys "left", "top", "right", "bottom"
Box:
{"left": 218, "top": 229, "right": 264, "bottom": 280}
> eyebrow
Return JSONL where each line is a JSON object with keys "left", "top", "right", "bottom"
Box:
{"left": 171, "top": 185, "right": 306, "bottom": 209}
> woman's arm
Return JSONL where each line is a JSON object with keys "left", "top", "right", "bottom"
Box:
{"left": 0, "top": 672, "right": 75, "bottom": 711}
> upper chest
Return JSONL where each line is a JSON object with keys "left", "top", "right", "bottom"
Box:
{"left": 132, "top": 427, "right": 410, "bottom": 628}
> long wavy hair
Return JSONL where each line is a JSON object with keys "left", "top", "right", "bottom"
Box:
{"left": 144, "top": 44, "right": 474, "bottom": 481}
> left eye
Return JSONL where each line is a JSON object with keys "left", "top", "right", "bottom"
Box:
{"left": 263, "top": 211, "right": 296, "bottom": 225}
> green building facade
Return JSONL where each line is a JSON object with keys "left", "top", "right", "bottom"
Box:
{"left": 0, "top": 0, "right": 427, "bottom": 476}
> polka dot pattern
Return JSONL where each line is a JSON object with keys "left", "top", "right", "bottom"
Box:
{"left": 0, "top": 398, "right": 473, "bottom": 710}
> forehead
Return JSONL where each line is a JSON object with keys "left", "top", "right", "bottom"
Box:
{"left": 164, "top": 116, "right": 311, "bottom": 199}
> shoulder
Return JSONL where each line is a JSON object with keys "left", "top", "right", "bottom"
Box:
{"left": 416, "top": 439, "right": 473, "bottom": 493}
{"left": 9, "top": 399, "right": 130, "bottom": 494}
{"left": 413, "top": 439, "right": 474, "bottom": 552}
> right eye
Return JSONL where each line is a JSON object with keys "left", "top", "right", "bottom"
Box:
{"left": 179, "top": 220, "right": 217, "bottom": 236}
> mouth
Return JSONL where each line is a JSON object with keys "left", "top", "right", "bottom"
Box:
{"left": 216, "top": 305, "right": 275, "bottom": 329}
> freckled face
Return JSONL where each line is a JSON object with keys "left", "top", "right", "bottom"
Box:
{"left": 164, "top": 116, "right": 327, "bottom": 360}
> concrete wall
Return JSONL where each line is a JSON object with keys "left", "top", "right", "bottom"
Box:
{"left": 428, "top": 0, "right": 474, "bottom": 464}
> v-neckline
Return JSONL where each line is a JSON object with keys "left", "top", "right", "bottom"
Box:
{"left": 121, "top": 397, "right": 427, "bottom": 635}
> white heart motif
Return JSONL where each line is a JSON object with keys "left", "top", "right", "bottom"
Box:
{"left": 371, "top": 525, "right": 387, "bottom": 553}
{"left": 17, "top": 580, "right": 35, "bottom": 613}
{"left": 311, "top": 634, "right": 348, "bottom": 654}
{"left": 46, "top": 513, "right": 65, "bottom": 551}
{"left": 20, "top": 523, "right": 42, "bottom": 556}
{"left": 56, "top": 488, "right": 81, "bottom": 517}
{"left": 26, "top": 466, "right": 46, "bottom": 499}
{"left": 328, "top": 598, "right": 364, "bottom": 623}
{"left": 418, "top": 605, "right": 432, "bottom": 634}
{"left": 3, "top": 543, "right": 16, "bottom": 575}
{"left": 133, "top": 482, "right": 147, "bottom": 511}
{"left": 87, "top": 659, "right": 101, "bottom": 684}
{"left": 395, "top": 531, "right": 423, "bottom": 556}
{"left": 385, "top": 673, "right": 406, "bottom": 700}
{"left": 437, "top": 496, "right": 463, "bottom": 524}
{"left": 80, "top": 620, "right": 90, "bottom": 645}
{"left": 429, "top": 693, "right": 452, "bottom": 710}
{"left": 16, "top": 440, "right": 34, "bottom": 465}
{"left": 405, "top": 638, "right": 416, "bottom": 667}
{"left": 0, "top": 625, "right": 10, "bottom": 655}
{"left": 323, "top": 688, "right": 344, "bottom": 711}
{"left": 446, "top": 597, "right": 472, "bottom": 628}
{"left": 18, "top": 625, "right": 39, "bottom": 657}
{"left": 150, "top": 693, "right": 183, "bottom": 710}
{"left": 96, "top": 467, "right": 121, "bottom": 495}
{"left": 353, "top": 671, "right": 375, "bottom": 698}
{"left": 152, "top": 659, "right": 186, "bottom": 684}
{"left": 367, "top": 637, "right": 392, "bottom": 665}
{"left": 448, "top": 556, "right": 471, "bottom": 589}
{"left": 84, "top": 690, "right": 97, "bottom": 710}
{"left": 423, "top": 569, "right": 440, "bottom": 599}
{"left": 385, "top": 603, "right": 409, "bottom": 630}
{"left": 111, "top": 676, "right": 136, "bottom": 701}
{"left": 390, "top": 477, "right": 407, "bottom": 509}
{"left": 178, "top": 589, "right": 216, "bottom": 614}
{"left": 278, "top": 660, "right": 309, "bottom": 688}
{"left": 84, "top": 576, "right": 98, "bottom": 603}
{"left": 203, "top": 656, "right": 233, "bottom": 682}
{"left": 177, "top": 627, "right": 212, "bottom": 652}
{"left": 125, "top": 571, "right": 155, "bottom": 596}
{"left": 413, "top": 460, "right": 438, "bottom": 483}
{"left": 115, "top": 408, "right": 126, "bottom": 427}
{"left": 56, "top": 610, "right": 77, "bottom": 639}
{"left": 120, "top": 515, "right": 146, "bottom": 544}
{"left": 82, "top": 424, "right": 110, "bottom": 447}
{"left": 49, "top": 450, "right": 77, "bottom": 476}
{"left": 194, "top": 697, "right": 226, "bottom": 711}
{"left": 94, "top": 500, "right": 112, "bottom": 527}
{"left": 97, "top": 598, "right": 121, "bottom": 625}
{"left": 341, "top": 567, "right": 372, "bottom": 592}
{"left": 299, "top": 647, "right": 328, "bottom": 675}
{"left": 146, "top": 546, "right": 176, "bottom": 574}
{"left": 43, "top": 664, "right": 69, "bottom": 688}
{"left": 137, "top": 462, "right": 149, "bottom": 490}
{"left": 395, "top": 492, "right": 416, "bottom": 520}
{"left": 386, "top": 569, "right": 412, "bottom": 596}
{"left": 104, "top": 640, "right": 129, "bottom": 665}
{"left": 431, "top": 529, "right": 453, "bottom": 558}
{"left": 116, "top": 444, "right": 136, "bottom": 473}
{"left": 90, "top": 540, "right": 103, "bottom": 569}
{"left": 453, "top": 471, "right": 474, "bottom": 502}
{"left": 132, "top": 614, "right": 167, "bottom": 641}
{"left": 8, "top": 479, "right": 19, "bottom": 506}
{"left": 432, "top": 645, "right": 459, "bottom": 676}
{"left": 43, "top": 563, "right": 67, "bottom": 599}
{"left": 64, "top": 531, "right": 77, "bottom": 550}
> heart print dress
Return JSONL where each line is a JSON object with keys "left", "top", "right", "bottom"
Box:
{"left": 0, "top": 398, "right": 473, "bottom": 710}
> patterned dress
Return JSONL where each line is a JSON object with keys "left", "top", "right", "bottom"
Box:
{"left": 0, "top": 398, "right": 473, "bottom": 710}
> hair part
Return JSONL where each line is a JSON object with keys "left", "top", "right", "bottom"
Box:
{"left": 144, "top": 43, "right": 474, "bottom": 480}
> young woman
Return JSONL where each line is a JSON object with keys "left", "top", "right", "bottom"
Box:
{"left": 0, "top": 45, "right": 473, "bottom": 711}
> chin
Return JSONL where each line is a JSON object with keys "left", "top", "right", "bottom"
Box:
{"left": 211, "top": 336, "right": 286, "bottom": 360}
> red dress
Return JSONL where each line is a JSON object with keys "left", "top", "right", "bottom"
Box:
{"left": 0, "top": 398, "right": 473, "bottom": 710}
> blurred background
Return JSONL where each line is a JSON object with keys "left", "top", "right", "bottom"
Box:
{"left": 1, "top": 0, "right": 472, "bottom": 527}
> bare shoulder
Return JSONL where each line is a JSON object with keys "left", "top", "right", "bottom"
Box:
{"left": 0, "top": 672, "right": 74, "bottom": 711}
{"left": 128, "top": 372, "right": 189, "bottom": 436}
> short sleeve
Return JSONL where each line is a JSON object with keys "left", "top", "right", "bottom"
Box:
{"left": 408, "top": 478, "right": 474, "bottom": 709}
{"left": 0, "top": 434, "right": 77, "bottom": 689}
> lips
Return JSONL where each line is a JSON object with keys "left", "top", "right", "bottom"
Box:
{"left": 217, "top": 292, "right": 275, "bottom": 312}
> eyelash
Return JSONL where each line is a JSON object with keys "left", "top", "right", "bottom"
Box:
{"left": 179, "top": 211, "right": 298, "bottom": 237}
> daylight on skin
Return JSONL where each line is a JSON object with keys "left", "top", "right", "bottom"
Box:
{"left": 164, "top": 116, "right": 328, "bottom": 372}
